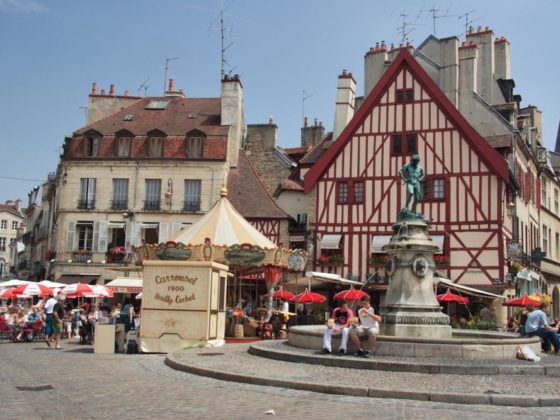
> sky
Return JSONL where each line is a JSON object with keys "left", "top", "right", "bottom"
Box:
{"left": 1, "top": 0, "right": 559, "bottom": 203}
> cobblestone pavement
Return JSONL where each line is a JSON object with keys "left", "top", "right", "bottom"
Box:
{"left": 1, "top": 340, "right": 559, "bottom": 419}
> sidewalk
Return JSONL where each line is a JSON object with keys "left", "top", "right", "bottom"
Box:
{"left": 166, "top": 341, "right": 560, "bottom": 407}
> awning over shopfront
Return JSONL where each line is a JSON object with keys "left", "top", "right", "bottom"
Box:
{"left": 105, "top": 277, "right": 143, "bottom": 294}
{"left": 434, "top": 275, "right": 504, "bottom": 299}
{"left": 305, "top": 271, "right": 362, "bottom": 286}
{"left": 371, "top": 235, "right": 444, "bottom": 253}
{"left": 320, "top": 234, "right": 342, "bottom": 250}
{"left": 57, "top": 274, "right": 100, "bottom": 285}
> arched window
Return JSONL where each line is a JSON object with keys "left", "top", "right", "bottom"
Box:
{"left": 83, "top": 130, "right": 101, "bottom": 157}
{"left": 115, "top": 130, "right": 134, "bottom": 157}
{"left": 147, "top": 130, "right": 166, "bottom": 158}
{"left": 186, "top": 130, "right": 206, "bottom": 159}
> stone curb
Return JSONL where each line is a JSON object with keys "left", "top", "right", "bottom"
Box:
{"left": 249, "top": 341, "right": 560, "bottom": 377}
{"left": 165, "top": 351, "right": 560, "bottom": 407}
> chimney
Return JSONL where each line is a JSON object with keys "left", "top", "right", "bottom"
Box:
{"left": 458, "top": 42, "right": 478, "bottom": 111}
{"left": 494, "top": 37, "right": 511, "bottom": 80}
{"left": 364, "top": 42, "right": 389, "bottom": 97}
{"left": 466, "top": 27, "right": 495, "bottom": 103}
{"left": 124, "top": 90, "right": 129, "bottom": 97}
{"left": 439, "top": 37, "right": 460, "bottom": 106}
{"left": 109, "top": 84, "right": 115, "bottom": 96}
{"left": 169, "top": 78, "right": 174, "bottom": 91}
{"left": 15, "top": 199, "right": 22, "bottom": 212}
{"left": 246, "top": 123, "right": 278, "bottom": 151}
{"left": 101, "top": 89, "right": 106, "bottom": 96}
{"left": 165, "top": 78, "right": 185, "bottom": 98}
{"left": 5, "top": 200, "right": 14, "bottom": 206}
{"left": 301, "top": 118, "right": 325, "bottom": 147}
{"left": 333, "top": 70, "right": 356, "bottom": 141}
{"left": 221, "top": 74, "right": 244, "bottom": 167}
{"left": 91, "top": 82, "right": 97, "bottom": 95}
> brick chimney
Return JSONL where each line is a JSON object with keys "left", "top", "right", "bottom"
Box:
{"left": 221, "top": 74, "right": 244, "bottom": 167}
{"left": 333, "top": 70, "right": 356, "bottom": 141}
{"left": 301, "top": 118, "right": 325, "bottom": 147}
{"left": 164, "top": 78, "right": 185, "bottom": 98}
{"left": 87, "top": 82, "right": 141, "bottom": 125}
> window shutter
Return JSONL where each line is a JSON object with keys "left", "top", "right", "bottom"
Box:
{"left": 125, "top": 221, "right": 133, "bottom": 252}
{"left": 172, "top": 222, "right": 183, "bottom": 237}
{"left": 92, "top": 221, "right": 100, "bottom": 252}
{"left": 80, "top": 179, "right": 88, "bottom": 201}
{"left": 159, "top": 222, "right": 169, "bottom": 243}
{"left": 66, "top": 221, "right": 75, "bottom": 251}
{"left": 98, "top": 221, "right": 108, "bottom": 252}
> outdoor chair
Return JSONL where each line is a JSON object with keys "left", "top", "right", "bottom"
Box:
{"left": 23, "top": 320, "right": 43, "bottom": 342}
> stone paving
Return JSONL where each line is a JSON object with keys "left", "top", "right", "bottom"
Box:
{"left": 1, "top": 339, "right": 560, "bottom": 419}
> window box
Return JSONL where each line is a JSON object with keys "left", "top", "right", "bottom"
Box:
{"left": 433, "top": 255, "right": 449, "bottom": 267}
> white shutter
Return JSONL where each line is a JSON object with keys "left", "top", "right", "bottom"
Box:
{"left": 88, "top": 179, "right": 96, "bottom": 203}
{"left": 171, "top": 222, "right": 183, "bottom": 237}
{"left": 92, "top": 221, "right": 100, "bottom": 252}
{"left": 98, "top": 221, "right": 108, "bottom": 252}
{"left": 66, "top": 221, "right": 75, "bottom": 251}
{"left": 159, "top": 222, "right": 169, "bottom": 243}
{"left": 125, "top": 221, "right": 133, "bottom": 252}
{"left": 133, "top": 222, "right": 141, "bottom": 247}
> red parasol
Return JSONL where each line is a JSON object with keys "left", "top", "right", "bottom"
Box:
{"left": 289, "top": 288, "right": 326, "bottom": 304}
{"left": 0, "top": 288, "right": 20, "bottom": 299}
{"left": 61, "top": 283, "right": 96, "bottom": 297}
{"left": 503, "top": 296, "right": 542, "bottom": 307}
{"left": 333, "top": 286, "right": 370, "bottom": 302}
{"left": 13, "top": 283, "right": 53, "bottom": 297}
{"left": 262, "top": 286, "right": 295, "bottom": 300}
{"left": 436, "top": 289, "right": 469, "bottom": 304}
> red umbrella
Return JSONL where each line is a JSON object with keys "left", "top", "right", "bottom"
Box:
{"left": 61, "top": 283, "right": 96, "bottom": 297}
{"left": 0, "top": 288, "right": 20, "bottom": 299}
{"left": 289, "top": 288, "right": 326, "bottom": 304}
{"left": 503, "top": 296, "right": 542, "bottom": 307}
{"left": 262, "top": 287, "right": 295, "bottom": 300}
{"left": 436, "top": 289, "right": 469, "bottom": 304}
{"left": 333, "top": 286, "right": 370, "bottom": 302}
{"left": 13, "top": 283, "right": 52, "bottom": 297}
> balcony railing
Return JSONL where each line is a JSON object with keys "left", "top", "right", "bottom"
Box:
{"left": 144, "top": 200, "right": 161, "bottom": 211}
{"left": 111, "top": 199, "right": 128, "bottom": 210}
{"left": 72, "top": 251, "right": 92, "bottom": 262}
{"left": 183, "top": 200, "right": 201, "bottom": 212}
{"left": 77, "top": 199, "right": 95, "bottom": 209}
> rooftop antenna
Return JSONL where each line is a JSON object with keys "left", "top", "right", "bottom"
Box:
{"left": 428, "top": 7, "right": 456, "bottom": 36}
{"left": 458, "top": 9, "right": 480, "bottom": 39}
{"left": 301, "top": 90, "right": 313, "bottom": 126}
{"left": 397, "top": 12, "right": 421, "bottom": 44}
{"left": 163, "top": 57, "right": 180, "bottom": 95}
{"left": 137, "top": 77, "right": 150, "bottom": 96}
{"left": 79, "top": 105, "right": 87, "bottom": 123}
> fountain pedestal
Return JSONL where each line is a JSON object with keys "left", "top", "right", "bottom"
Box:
{"left": 381, "top": 214, "right": 452, "bottom": 338}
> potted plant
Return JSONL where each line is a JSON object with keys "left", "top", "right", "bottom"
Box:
{"left": 433, "top": 255, "right": 449, "bottom": 268}
{"left": 109, "top": 246, "right": 126, "bottom": 262}
{"left": 316, "top": 254, "right": 330, "bottom": 266}
{"left": 328, "top": 254, "right": 344, "bottom": 266}
{"left": 368, "top": 254, "right": 389, "bottom": 269}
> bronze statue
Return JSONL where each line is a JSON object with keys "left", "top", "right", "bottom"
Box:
{"left": 398, "top": 154, "right": 425, "bottom": 214}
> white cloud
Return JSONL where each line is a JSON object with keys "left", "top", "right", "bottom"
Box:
{"left": 0, "top": 0, "right": 46, "bottom": 13}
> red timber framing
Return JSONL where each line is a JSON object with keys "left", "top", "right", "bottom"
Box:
{"left": 305, "top": 49, "right": 509, "bottom": 288}
{"left": 248, "top": 219, "right": 281, "bottom": 245}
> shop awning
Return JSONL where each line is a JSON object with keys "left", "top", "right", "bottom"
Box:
{"left": 105, "top": 277, "right": 143, "bottom": 293}
{"left": 107, "top": 222, "right": 126, "bottom": 229}
{"left": 371, "top": 235, "right": 392, "bottom": 253}
{"left": 321, "top": 234, "right": 342, "bottom": 250}
{"left": 305, "top": 271, "right": 362, "bottom": 285}
{"left": 57, "top": 274, "right": 100, "bottom": 285}
{"left": 433, "top": 275, "right": 504, "bottom": 299}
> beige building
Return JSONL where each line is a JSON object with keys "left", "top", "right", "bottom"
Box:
{"left": 0, "top": 199, "right": 24, "bottom": 278}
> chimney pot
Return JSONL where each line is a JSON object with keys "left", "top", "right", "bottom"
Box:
{"left": 314, "top": 118, "right": 318, "bottom": 126}
{"left": 109, "top": 84, "right": 115, "bottom": 96}
{"left": 124, "top": 90, "right": 129, "bottom": 97}
{"left": 477, "top": 26, "right": 482, "bottom": 32}
{"left": 169, "top": 78, "right": 174, "bottom": 91}
{"left": 468, "top": 26, "right": 474, "bottom": 34}
{"left": 304, "top": 116, "right": 308, "bottom": 127}
{"left": 319, "top": 121, "right": 323, "bottom": 127}
{"left": 485, "top": 26, "right": 490, "bottom": 31}
{"left": 92, "top": 82, "right": 97, "bottom": 95}
{"left": 399, "top": 43, "right": 404, "bottom": 48}
{"left": 268, "top": 116, "right": 274, "bottom": 124}
{"left": 101, "top": 89, "right": 106, "bottom": 96}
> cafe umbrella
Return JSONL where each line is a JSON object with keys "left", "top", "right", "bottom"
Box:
{"left": 333, "top": 287, "right": 370, "bottom": 302}
{"left": 289, "top": 288, "right": 326, "bottom": 304}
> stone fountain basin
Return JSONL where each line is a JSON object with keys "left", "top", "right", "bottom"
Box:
{"left": 288, "top": 325, "right": 541, "bottom": 360}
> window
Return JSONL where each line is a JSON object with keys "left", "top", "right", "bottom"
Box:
{"left": 353, "top": 182, "right": 364, "bottom": 203}
{"left": 0, "top": 220, "right": 6, "bottom": 229}
{"left": 117, "top": 136, "right": 132, "bottom": 157}
{"left": 555, "top": 189, "right": 559, "bottom": 215}
{"left": 148, "top": 136, "right": 163, "bottom": 157}
{"left": 78, "top": 178, "right": 96, "bottom": 209}
{"left": 338, "top": 182, "right": 348, "bottom": 203}
{"left": 396, "top": 90, "right": 403, "bottom": 103}
{"left": 556, "top": 233, "right": 559, "bottom": 259}
{"left": 109, "top": 225, "right": 126, "bottom": 248}
{"left": 186, "top": 131, "right": 205, "bottom": 158}
{"left": 112, "top": 179, "right": 129, "bottom": 209}
{"left": 12, "top": 221, "right": 18, "bottom": 230}
{"left": 420, "top": 178, "right": 445, "bottom": 201}
{"left": 76, "top": 223, "right": 94, "bottom": 251}
{"left": 145, "top": 179, "right": 161, "bottom": 210}
{"left": 406, "top": 89, "right": 414, "bottom": 102}
{"left": 83, "top": 135, "right": 100, "bottom": 157}
{"left": 184, "top": 180, "right": 201, "bottom": 211}
{"left": 433, "top": 179, "right": 445, "bottom": 200}
{"left": 543, "top": 225, "right": 548, "bottom": 256}
{"left": 392, "top": 134, "right": 417, "bottom": 155}
{"left": 396, "top": 88, "right": 414, "bottom": 103}
{"left": 0, "top": 237, "right": 5, "bottom": 252}
{"left": 542, "top": 178, "right": 547, "bottom": 207}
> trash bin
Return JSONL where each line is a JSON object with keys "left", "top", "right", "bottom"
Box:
{"left": 94, "top": 324, "right": 116, "bottom": 354}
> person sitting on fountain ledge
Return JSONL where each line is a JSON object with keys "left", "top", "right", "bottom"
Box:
{"left": 525, "top": 303, "right": 560, "bottom": 354}
{"left": 322, "top": 300, "right": 352, "bottom": 355}
{"left": 349, "top": 296, "right": 381, "bottom": 358}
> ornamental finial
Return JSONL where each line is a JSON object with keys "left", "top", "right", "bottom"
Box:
{"left": 220, "top": 185, "right": 228, "bottom": 197}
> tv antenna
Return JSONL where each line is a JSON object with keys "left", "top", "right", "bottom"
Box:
{"left": 301, "top": 90, "right": 313, "bottom": 126}
{"left": 163, "top": 57, "right": 180, "bottom": 95}
{"left": 458, "top": 10, "right": 480, "bottom": 39}
{"left": 137, "top": 77, "right": 151, "bottom": 96}
{"left": 79, "top": 105, "right": 87, "bottom": 123}
{"left": 428, "top": 7, "right": 456, "bottom": 36}
{"left": 397, "top": 12, "right": 421, "bottom": 44}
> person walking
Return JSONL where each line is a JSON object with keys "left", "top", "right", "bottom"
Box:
{"left": 52, "top": 295, "right": 66, "bottom": 350}
{"left": 44, "top": 295, "right": 57, "bottom": 347}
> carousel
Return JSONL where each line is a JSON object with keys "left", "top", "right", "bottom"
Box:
{"left": 134, "top": 186, "right": 307, "bottom": 351}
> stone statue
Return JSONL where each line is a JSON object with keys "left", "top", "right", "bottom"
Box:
{"left": 398, "top": 155, "right": 425, "bottom": 214}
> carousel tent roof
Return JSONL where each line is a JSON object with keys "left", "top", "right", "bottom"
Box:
{"left": 170, "top": 187, "right": 277, "bottom": 249}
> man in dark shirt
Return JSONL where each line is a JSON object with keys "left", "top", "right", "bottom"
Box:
{"left": 52, "top": 295, "right": 66, "bottom": 350}
{"left": 322, "top": 300, "right": 353, "bottom": 355}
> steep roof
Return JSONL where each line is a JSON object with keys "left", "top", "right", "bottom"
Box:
{"left": 227, "top": 150, "right": 288, "bottom": 219}
{"left": 0, "top": 204, "right": 23, "bottom": 218}
{"left": 75, "top": 97, "right": 229, "bottom": 137}
{"left": 304, "top": 49, "right": 509, "bottom": 191}
{"left": 299, "top": 132, "right": 333, "bottom": 165}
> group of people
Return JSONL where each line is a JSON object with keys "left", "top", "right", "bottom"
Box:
{"left": 322, "top": 296, "right": 381, "bottom": 358}
{"left": 519, "top": 303, "right": 560, "bottom": 354}
{"left": 0, "top": 303, "right": 42, "bottom": 342}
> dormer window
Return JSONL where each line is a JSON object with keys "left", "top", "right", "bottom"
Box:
{"left": 186, "top": 130, "right": 205, "bottom": 159}
{"left": 115, "top": 130, "right": 133, "bottom": 157}
{"left": 147, "top": 130, "right": 165, "bottom": 158}
{"left": 83, "top": 132, "right": 101, "bottom": 157}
